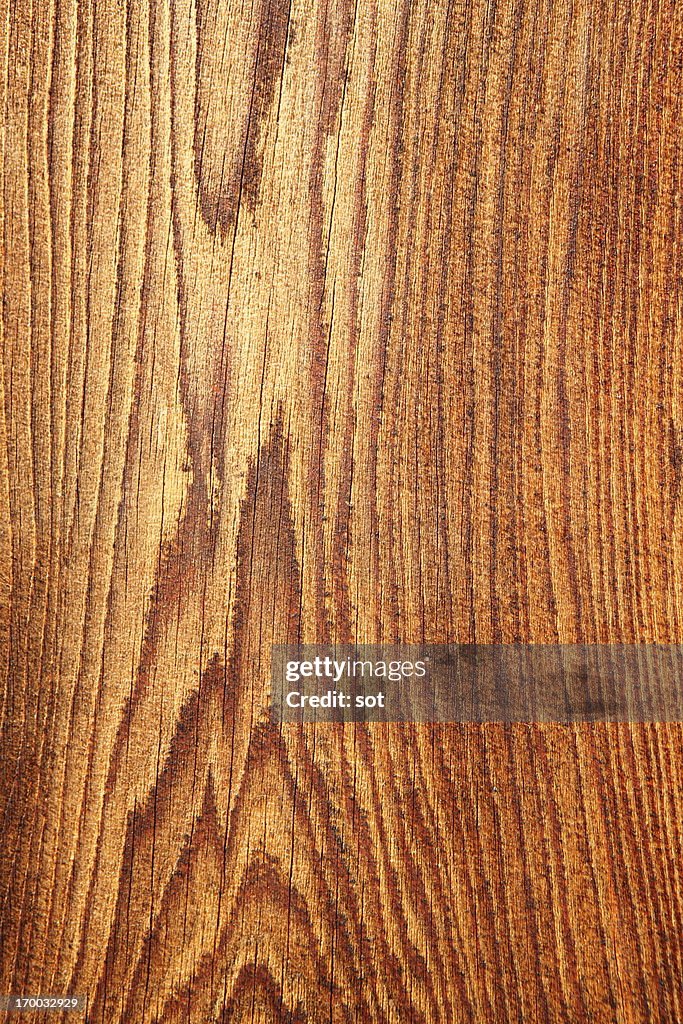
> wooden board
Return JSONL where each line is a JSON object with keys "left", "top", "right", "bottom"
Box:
{"left": 2, "top": 0, "right": 683, "bottom": 1020}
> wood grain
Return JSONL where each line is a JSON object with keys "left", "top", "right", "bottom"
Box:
{"left": 2, "top": 0, "right": 683, "bottom": 1020}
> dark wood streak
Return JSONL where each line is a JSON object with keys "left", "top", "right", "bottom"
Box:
{"left": 363, "top": 0, "right": 410, "bottom": 644}
{"left": 194, "top": 0, "right": 292, "bottom": 235}
{"left": 299, "top": 0, "right": 355, "bottom": 645}
{"left": 87, "top": 419, "right": 304, "bottom": 1020}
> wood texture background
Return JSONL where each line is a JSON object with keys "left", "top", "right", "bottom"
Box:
{"left": 2, "top": 0, "right": 683, "bottom": 1020}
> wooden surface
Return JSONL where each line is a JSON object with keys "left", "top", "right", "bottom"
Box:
{"left": 2, "top": 0, "right": 683, "bottom": 1020}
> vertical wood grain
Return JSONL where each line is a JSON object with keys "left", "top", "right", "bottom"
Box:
{"left": 1, "top": 0, "right": 683, "bottom": 1021}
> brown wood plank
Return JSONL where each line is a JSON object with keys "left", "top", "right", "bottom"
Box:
{"left": 1, "top": 0, "right": 683, "bottom": 1020}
